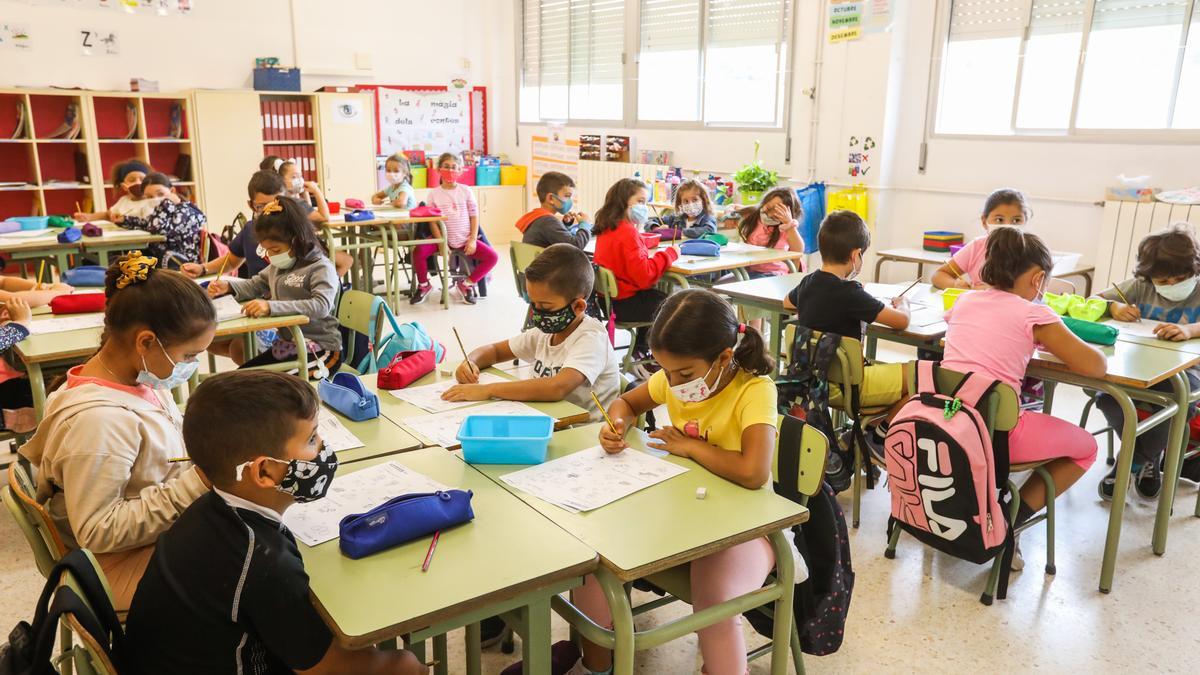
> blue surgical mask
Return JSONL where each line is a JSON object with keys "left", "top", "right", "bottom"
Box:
{"left": 269, "top": 251, "right": 296, "bottom": 270}
{"left": 629, "top": 204, "right": 649, "bottom": 225}
{"left": 554, "top": 195, "right": 573, "bottom": 215}
{"left": 137, "top": 339, "right": 200, "bottom": 390}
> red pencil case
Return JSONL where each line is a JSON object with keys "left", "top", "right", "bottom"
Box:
{"left": 51, "top": 293, "right": 105, "bottom": 314}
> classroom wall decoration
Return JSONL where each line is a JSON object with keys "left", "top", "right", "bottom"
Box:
{"left": 358, "top": 85, "right": 488, "bottom": 158}
{"left": 829, "top": 0, "right": 862, "bottom": 42}
{"left": 78, "top": 28, "right": 119, "bottom": 56}
{"left": 531, "top": 132, "right": 580, "bottom": 185}
{"left": 0, "top": 22, "right": 32, "bottom": 50}
{"left": 847, "top": 135, "right": 874, "bottom": 177}
{"left": 2, "top": 0, "right": 192, "bottom": 15}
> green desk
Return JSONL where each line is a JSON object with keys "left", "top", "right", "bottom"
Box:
{"left": 583, "top": 239, "right": 804, "bottom": 289}
{"left": 0, "top": 224, "right": 167, "bottom": 275}
{"left": 327, "top": 409, "right": 423, "bottom": 464}
{"left": 300, "top": 449, "right": 597, "bottom": 675}
{"left": 322, "top": 212, "right": 450, "bottom": 311}
{"left": 365, "top": 367, "right": 592, "bottom": 447}
{"left": 873, "top": 246, "right": 1096, "bottom": 295}
{"left": 473, "top": 424, "right": 808, "bottom": 675}
{"left": 15, "top": 312, "right": 309, "bottom": 420}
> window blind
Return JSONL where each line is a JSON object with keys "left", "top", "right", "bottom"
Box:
{"left": 706, "top": 0, "right": 789, "bottom": 49}
{"left": 569, "top": 0, "right": 625, "bottom": 89}
{"left": 949, "top": 0, "right": 1028, "bottom": 39}
{"left": 1090, "top": 0, "right": 1189, "bottom": 31}
{"left": 640, "top": 0, "right": 701, "bottom": 55}
{"left": 1029, "top": 0, "right": 1088, "bottom": 35}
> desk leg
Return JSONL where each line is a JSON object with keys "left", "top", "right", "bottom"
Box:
{"left": 432, "top": 634, "right": 449, "bottom": 675}
{"left": 438, "top": 232, "right": 451, "bottom": 310}
{"left": 288, "top": 325, "right": 310, "bottom": 378}
{"left": 767, "top": 530, "right": 795, "bottom": 675}
{"left": 520, "top": 596, "right": 553, "bottom": 675}
{"left": 873, "top": 257, "right": 887, "bottom": 282}
{"left": 596, "top": 566, "right": 636, "bottom": 675}
{"left": 464, "top": 622, "right": 482, "bottom": 675}
{"left": 1153, "top": 371, "right": 1191, "bottom": 555}
{"left": 864, "top": 335, "right": 878, "bottom": 361}
{"left": 1099, "top": 382, "right": 1139, "bottom": 593}
{"left": 770, "top": 312, "right": 786, "bottom": 376}
{"left": 28, "top": 363, "right": 46, "bottom": 422}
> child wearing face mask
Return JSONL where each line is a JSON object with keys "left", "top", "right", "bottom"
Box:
{"left": 737, "top": 186, "right": 806, "bottom": 278}
{"left": 114, "top": 172, "right": 206, "bottom": 267}
{"left": 208, "top": 198, "right": 342, "bottom": 379}
{"left": 444, "top": 244, "right": 619, "bottom": 419}
{"left": 563, "top": 289, "right": 779, "bottom": 675}
{"left": 18, "top": 253, "right": 217, "bottom": 611}
{"left": 125, "top": 370, "right": 428, "bottom": 675}
{"left": 658, "top": 179, "right": 717, "bottom": 239}
{"left": 932, "top": 188, "right": 1031, "bottom": 290}
{"left": 517, "top": 171, "right": 592, "bottom": 250}
{"left": 592, "top": 178, "right": 679, "bottom": 362}
{"left": 372, "top": 152, "right": 417, "bottom": 210}
{"left": 1095, "top": 223, "right": 1200, "bottom": 501}
{"left": 279, "top": 159, "right": 330, "bottom": 224}
{"left": 942, "top": 227, "right": 1105, "bottom": 569}
{"left": 410, "top": 152, "right": 497, "bottom": 305}
{"left": 74, "top": 159, "right": 156, "bottom": 222}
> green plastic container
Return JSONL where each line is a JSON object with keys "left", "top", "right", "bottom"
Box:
{"left": 1063, "top": 316, "right": 1118, "bottom": 346}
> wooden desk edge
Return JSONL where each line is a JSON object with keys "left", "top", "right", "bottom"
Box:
{"left": 604, "top": 510, "right": 809, "bottom": 583}
{"left": 315, "top": 554, "right": 599, "bottom": 649}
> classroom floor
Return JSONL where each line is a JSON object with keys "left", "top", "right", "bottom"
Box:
{"left": 2, "top": 243, "right": 1198, "bottom": 673}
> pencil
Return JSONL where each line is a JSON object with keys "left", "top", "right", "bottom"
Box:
{"left": 74, "top": 201, "right": 81, "bottom": 215}
{"left": 168, "top": 457, "right": 192, "bottom": 463}
{"left": 898, "top": 278, "right": 922, "bottom": 298}
{"left": 591, "top": 392, "right": 618, "bottom": 434}
{"left": 421, "top": 530, "right": 440, "bottom": 572}
{"left": 35, "top": 261, "right": 44, "bottom": 290}
{"left": 215, "top": 254, "right": 229, "bottom": 282}
{"left": 1111, "top": 283, "right": 1140, "bottom": 323}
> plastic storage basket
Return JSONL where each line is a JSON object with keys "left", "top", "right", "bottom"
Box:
{"left": 458, "top": 415, "right": 554, "bottom": 464}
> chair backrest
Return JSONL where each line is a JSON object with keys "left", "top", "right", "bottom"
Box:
{"left": 1045, "top": 277, "right": 1076, "bottom": 296}
{"left": 905, "top": 364, "right": 1020, "bottom": 434}
{"left": 65, "top": 614, "right": 117, "bottom": 675}
{"left": 510, "top": 242, "right": 545, "bottom": 302}
{"left": 6, "top": 461, "right": 66, "bottom": 577}
{"left": 782, "top": 324, "right": 867, "bottom": 411}
{"left": 593, "top": 265, "right": 620, "bottom": 320}
{"left": 773, "top": 415, "right": 830, "bottom": 502}
{"left": 336, "top": 290, "right": 384, "bottom": 370}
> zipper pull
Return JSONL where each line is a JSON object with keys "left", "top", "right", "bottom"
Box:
{"left": 987, "top": 513, "right": 993, "bottom": 533}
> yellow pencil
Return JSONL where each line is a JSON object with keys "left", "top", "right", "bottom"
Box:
{"left": 452, "top": 327, "right": 477, "bottom": 377}
{"left": 215, "top": 254, "right": 229, "bottom": 282}
{"left": 168, "top": 457, "right": 192, "bottom": 463}
{"left": 591, "top": 392, "right": 618, "bottom": 434}
{"left": 1111, "top": 283, "right": 1140, "bottom": 323}
{"left": 74, "top": 201, "right": 81, "bottom": 215}
{"left": 35, "top": 260, "right": 44, "bottom": 290}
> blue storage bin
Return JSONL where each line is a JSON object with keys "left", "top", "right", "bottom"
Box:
{"left": 476, "top": 166, "right": 501, "bottom": 186}
{"left": 458, "top": 415, "right": 554, "bottom": 464}
{"left": 253, "top": 67, "right": 301, "bottom": 92}
{"left": 11, "top": 216, "right": 48, "bottom": 230}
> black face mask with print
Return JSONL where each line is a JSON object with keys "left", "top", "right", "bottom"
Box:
{"left": 529, "top": 304, "right": 577, "bottom": 334}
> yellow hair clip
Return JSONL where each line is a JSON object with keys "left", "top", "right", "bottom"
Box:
{"left": 260, "top": 199, "right": 284, "bottom": 216}
{"left": 116, "top": 251, "right": 158, "bottom": 289}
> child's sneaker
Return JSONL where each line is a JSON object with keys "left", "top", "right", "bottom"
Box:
{"left": 1098, "top": 465, "right": 1119, "bottom": 501}
{"left": 863, "top": 421, "right": 888, "bottom": 465}
{"left": 1181, "top": 454, "right": 1200, "bottom": 483}
{"left": 409, "top": 282, "right": 432, "bottom": 305}
{"left": 454, "top": 280, "right": 477, "bottom": 305}
{"left": 1134, "top": 460, "right": 1162, "bottom": 500}
{"left": 1010, "top": 537, "right": 1024, "bottom": 572}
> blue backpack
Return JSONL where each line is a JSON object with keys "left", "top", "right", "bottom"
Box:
{"left": 340, "top": 294, "right": 445, "bottom": 374}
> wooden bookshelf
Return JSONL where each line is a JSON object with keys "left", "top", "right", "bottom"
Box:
{"left": 0, "top": 88, "right": 201, "bottom": 221}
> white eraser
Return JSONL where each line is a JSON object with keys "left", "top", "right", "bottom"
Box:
{"left": 696, "top": 487, "right": 707, "bottom": 500}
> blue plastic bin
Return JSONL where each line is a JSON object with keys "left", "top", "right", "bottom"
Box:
{"left": 11, "top": 216, "right": 48, "bottom": 230}
{"left": 458, "top": 415, "right": 554, "bottom": 465}
{"left": 476, "top": 166, "right": 501, "bottom": 186}
{"left": 253, "top": 67, "right": 301, "bottom": 92}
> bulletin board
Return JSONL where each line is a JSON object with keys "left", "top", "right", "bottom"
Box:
{"left": 357, "top": 85, "right": 488, "bottom": 158}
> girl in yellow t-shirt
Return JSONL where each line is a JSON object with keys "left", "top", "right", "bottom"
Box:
{"left": 580, "top": 288, "right": 778, "bottom": 675}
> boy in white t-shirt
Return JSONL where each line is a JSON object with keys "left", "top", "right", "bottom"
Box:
{"left": 445, "top": 243, "right": 620, "bottom": 421}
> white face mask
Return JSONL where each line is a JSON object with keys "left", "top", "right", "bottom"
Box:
{"left": 847, "top": 252, "right": 863, "bottom": 281}
{"left": 269, "top": 251, "right": 296, "bottom": 270}
{"left": 1155, "top": 277, "right": 1197, "bottom": 302}
{"left": 681, "top": 201, "right": 703, "bottom": 218}
{"left": 386, "top": 171, "right": 404, "bottom": 185}
{"left": 289, "top": 176, "right": 304, "bottom": 194}
{"left": 668, "top": 359, "right": 725, "bottom": 404}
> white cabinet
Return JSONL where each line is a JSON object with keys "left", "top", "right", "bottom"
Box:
{"left": 411, "top": 185, "right": 527, "bottom": 245}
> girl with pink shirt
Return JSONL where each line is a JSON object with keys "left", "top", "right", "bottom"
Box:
{"left": 736, "top": 186, "right": 806, "bottom": 278}
{"left": 932, "top": 188, "right": 1030, "bottom": 290}
{"left": 410, "top": 152, "right": 498, "bottom": 305}
{"left": 941, "top": 227, "right": 1106, "bottom": 568}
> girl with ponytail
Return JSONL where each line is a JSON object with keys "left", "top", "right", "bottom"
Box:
{"left": 570, "top": 288, "right": 780, "bottom": 675}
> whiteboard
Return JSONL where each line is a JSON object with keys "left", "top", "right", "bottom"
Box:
{"left": 377, "top": 87, "right": 471, "bottom": 157}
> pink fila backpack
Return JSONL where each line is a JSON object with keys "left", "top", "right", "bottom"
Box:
{"left": 883, "top": 361, "right": 1013, "bottom": 567}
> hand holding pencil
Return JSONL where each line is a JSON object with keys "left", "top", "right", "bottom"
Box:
{"left": 594, "top": 392, "right": 628, "bottom": 454}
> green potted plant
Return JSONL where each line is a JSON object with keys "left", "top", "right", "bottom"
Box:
{"left": 732, "top": 140, "right": 777, "bottom": 204}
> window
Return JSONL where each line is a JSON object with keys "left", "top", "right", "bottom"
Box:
{"left": 935, "top": 0, "right": 1200, "bottom": 135}
{"left": 521, "top": 0, "right": 626, "bottom": 122}
{"left": 521, "top": 0, "right": 791, "bottom": 127}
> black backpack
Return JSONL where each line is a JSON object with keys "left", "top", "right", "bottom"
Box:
{"left": 776, "top": 325, "right": 869, "bottom": 494}
{"left": 0, "top": 550, "right": 127, "bottom": 675}
{"left": 744, "top": 415, "right": 855, "bottom": 656}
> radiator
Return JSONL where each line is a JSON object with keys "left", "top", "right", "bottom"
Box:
{"left": 1095, "top": 200, "right": 1200, "bottom": 293}
{"left": 577, "top": 160, "right": 670, "bottom": 218}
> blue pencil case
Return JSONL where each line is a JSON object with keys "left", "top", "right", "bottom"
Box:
{"left": 344, "top": 209, "right": 376, "bottom": 222}
{"left": 338, "top": 490, "right": 474, "bottom": 559}
{"left": 318, "top": 371, "right": 379, "bottom": 421}
{"left": 62, "top": 266, "right": 106, "bottom": 287}
{"left": 680, "top": 239, "right": 720, "bottom": 257}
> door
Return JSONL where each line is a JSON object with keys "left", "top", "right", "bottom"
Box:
{"left": 192, "top": 90, "right": 263, "bottom": 230}
{"left": 314, "top": 92, "right": 376, "bottom": 203}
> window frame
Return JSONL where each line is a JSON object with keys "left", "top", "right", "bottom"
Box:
{"left": 517, "top": 0, "right": 796, "bottom": 131}
{"left": 928, "top": 0, "right": 1200, "bottom": 143}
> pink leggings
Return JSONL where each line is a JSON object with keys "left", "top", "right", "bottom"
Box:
{"left": 1008, "top": 410, "right": 1097, "bottom": 470}
{"left": 412, "top": 241, "right": 497, "bottom": 285}
{"left": 573, "top": 537, "right": 775, "bottom": 675}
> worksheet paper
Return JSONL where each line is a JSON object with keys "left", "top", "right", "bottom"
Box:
{"left": 212, "top": 295, "right": 243, "bottom": 322}
{"left": 400, "top": 400, "right": 547, "bottom": 448}
{"left": 26, "top": 313, "right": 104, "bottom": 335}
{"left": 0, "top": 228, "right": 52, "bottom": 239}
{"left": 1104, "top": 319, "right": 1166, "bottom": 339}
{"left": 317, "top": 408, "right": 365, "bottom": 453}
{"left": 500, "top": 445, "right": 689, "bottom": 513}
{"left": 283, "top": 461, "right": 450, "bottom": 546}
{"left": 388, "top": 372, "right": 508, "bottom": 413}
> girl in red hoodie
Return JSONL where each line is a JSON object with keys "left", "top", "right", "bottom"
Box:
{"left": 592, "top": 178, "right": 679, "bottom": 359}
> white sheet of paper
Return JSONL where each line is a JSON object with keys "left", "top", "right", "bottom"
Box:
{"left": 317, "top": 408, "right": 365, "bottom": 453}
{"left": 400, "top": 400, "right": 548, "bottom": 448}
{"left": 0, "top": 228, "right": 53, "bottom": 239}
{"left": 1104, "top": 319, "right": 1166, "bottom": 339}
{"left": 500, "top": 445, "right": 688, "bottom": 513}
{"left": 283, "top": 461, "right": 450, "bottom": 546}
{"left": 212, "top": 295, "right": 243, "bottom": 322}
{"left": 388, "top": 372, "right": 508, "bottom": 413}
{"left": 27, "top": 313, "right": 104, "bottom": 335}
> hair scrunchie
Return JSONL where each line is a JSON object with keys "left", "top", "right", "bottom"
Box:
{"left": 116, "top": 251, "right": 158, "bottom": 289}
{"left": 260, "top": 199, "right": 283, "bottom": 216}
{"left": 738, "top": 323, "right": 747, "bottom": 334}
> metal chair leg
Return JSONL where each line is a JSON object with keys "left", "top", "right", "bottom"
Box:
{"left": 1035, "top": 466, "right": 1057, "bottom": 575}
